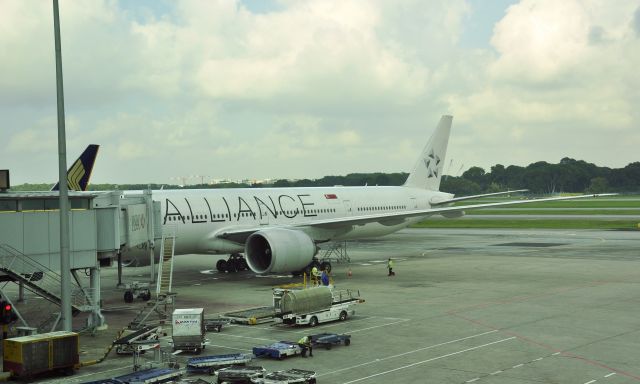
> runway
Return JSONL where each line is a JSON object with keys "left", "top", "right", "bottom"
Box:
{"left": 38, "top": 227, "right": 640, "bottom": 384}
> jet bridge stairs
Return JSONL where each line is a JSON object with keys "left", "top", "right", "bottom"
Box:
{"left": 0, "top": 244, "right": 95, "bottom": 332}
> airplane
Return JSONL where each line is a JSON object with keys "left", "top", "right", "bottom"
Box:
{"left": 51, "top": 144, "right": 100, "bottom": 192}
{"left": 120, "top": 116, "right": 608, "bottom": 275}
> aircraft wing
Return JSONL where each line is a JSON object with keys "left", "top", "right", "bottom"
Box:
{"left": 217, "top": 193, "right": 615, "bottom": 243}
{"left": 430, "top": 189, "right": 528, "bottom": 205}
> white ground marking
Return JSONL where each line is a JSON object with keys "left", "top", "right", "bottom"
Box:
{"left": 215, "top": 333, "right": 278, "bottom": 342}
{"left": 513, "top": 364, "right": 524, "bottom": 368}
{"left": 347, "top": 318, "right": 412, "bottom": 333}
{"left": 584, "top": 380, "right": 597, "bottom": 384}
{"left": 465, "top": 378, "right": 479, "bottom": 383}
{"left": 340, "top": 337, "right": 516, "bottom": 384}
{"left": 490, "top": 370, "right": 503, "bottom": 375}
{"left": 317, "top": 330, "right": 498, "bottom": 377}
{"left": 604, "top": 373, "right": 616, "bottom": 378}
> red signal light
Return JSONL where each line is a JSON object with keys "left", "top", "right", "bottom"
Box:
{"left": 4, "top": 304, "right": 11, "bottom": 311}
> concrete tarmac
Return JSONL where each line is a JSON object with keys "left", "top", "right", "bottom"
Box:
{"left": 31, "top": 227, "right": 640, "bottom": 383}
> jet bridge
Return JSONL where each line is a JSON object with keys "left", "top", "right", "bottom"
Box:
{"left": 0, "top": 190, "right": 161, "bottom": 332}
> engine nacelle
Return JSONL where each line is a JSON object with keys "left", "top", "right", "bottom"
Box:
{"left": 245, "top": 228, "right": 316, "bottom": 274}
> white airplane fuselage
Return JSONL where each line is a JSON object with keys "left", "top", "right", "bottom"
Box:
{"left": 149, "top": 186, "right": 451, "bottom": 255}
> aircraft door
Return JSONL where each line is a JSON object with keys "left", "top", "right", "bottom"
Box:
{"left": 410, "top": 197, "right": 418, "bottom": 209}
{"left": 259, "top": 210, "right": 269, "bottom": 226}
{"left": 343, "top": 200, "right": 353, "bottom": 216}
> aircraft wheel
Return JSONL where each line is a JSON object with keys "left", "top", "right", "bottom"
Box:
{"left": 216, "top": 259, "right": 227, "bottom": 272}
{"left": 226, "top": 260, "right": 238, "bottom": 273}
{"left": 320, "top": 261, "right": 332, "bottom": 273}
{"left": 142, "top": 291, "right": 151, "bottom": 301}
{"left": 238, "top": 258, "right": 248, "bottom": 271}
{"left": 124, "top": 291, "right": 134, "bottom": 303}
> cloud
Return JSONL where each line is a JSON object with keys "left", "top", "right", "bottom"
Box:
{"left": 0, "top": 0, "right": 638, "bottom": 184}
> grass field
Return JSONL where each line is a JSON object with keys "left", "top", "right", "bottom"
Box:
{"left": 466, "top": 209, "right": 640, "bottom": 215}
{"left": 414, "top": 195, "right": 640, "bottom": 230}
{"left": 412, "top": 219, "right": 639, "bottom": 230}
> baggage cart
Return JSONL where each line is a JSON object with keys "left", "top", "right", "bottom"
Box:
{"left": 222, "top": 307, "right": 275, "bottom": 325}
{"left": 114, "top": 367, "right": 181, "bottom": 384}
{"left": 310, "top": 332, "right": 351, "bottom": 349}
{"left": 215, "top": 365, "right": 266, "bottom": 383}
{"left": 253, "top": 368, "right": 317, "bottom": 384}
{"left": 186, "top": 353, "right": 253, "bottom": 374}
{"left": 252, "top": 342, "right": 302, "bottom": 360}
{"left": 204, "top": 318, "right": 229, "bottom": 332}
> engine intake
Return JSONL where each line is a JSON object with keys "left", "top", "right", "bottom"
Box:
{"left": 245, "top": 228, "right": 316, "bottom": 274}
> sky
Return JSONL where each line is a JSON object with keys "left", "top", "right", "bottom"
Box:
{"left": 1, "top": 0, "right": 639, "bottom": 185}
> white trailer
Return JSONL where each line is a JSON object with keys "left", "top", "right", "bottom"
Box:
{"left": 274, "top": 288, "right": 363, "bottom": 327}
{"left": 172, "top": 308, "right": 206, "bottom": 354}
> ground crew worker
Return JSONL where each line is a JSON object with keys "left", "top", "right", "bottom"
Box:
{"left": 298, "top": 335, "right": 313, "bottom": 357}
{"left": 387, "top": 258, "right": 394, "bottom": 276}
{"left": 311, "top": 265, "right": 319, "bottom": 285}
{"left": 321, "top": 269, "right": 330, "bottom": 286}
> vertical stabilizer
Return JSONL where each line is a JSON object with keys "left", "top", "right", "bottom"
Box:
{"left": 403, "top": 115, "right": 452, "bottom": 191}
{"left": 51, "top": 144, "right": 100, "bottom": 191}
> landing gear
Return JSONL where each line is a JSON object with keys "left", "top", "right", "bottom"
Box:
{"left": 216, "top": 253, "right": 249, "bottom": 273}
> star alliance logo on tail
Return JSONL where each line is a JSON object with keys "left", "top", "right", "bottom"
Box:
{"left": 423, "top": 150, "right": 441, "bottom": 179}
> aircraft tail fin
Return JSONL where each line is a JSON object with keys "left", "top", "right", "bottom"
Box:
{"left": 403, "top": 115, "right": 452, "bottom": 191}
{"left": 51, "top": 144, "right": 100, "bottom": 192}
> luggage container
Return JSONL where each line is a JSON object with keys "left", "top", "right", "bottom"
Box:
{"left": 172, "top": 308, "right": 205, "bottom": 354}
{"left": 186, "top": 353, "right": 253, "bottom": 374}
{"left": 3, "top": 331, "right": 79, "bottom": 378}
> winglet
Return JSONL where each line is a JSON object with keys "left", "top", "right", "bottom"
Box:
{"left": 51, "top": 144, "right": 100, "bottom": 191}
{"left": 403, "top": 115, "right": 452, "bottom": 191}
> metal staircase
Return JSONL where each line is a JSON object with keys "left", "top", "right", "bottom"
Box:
{"left": 320, "top": 241, "right": 351, "bottom": 264}
{"left": 156, "top": 234, "right": 176, "bottom": 297}
{"left": 129, "top": 230, "right": 177, "bottom": 330}
{"left": 0, "top": 244, "right": 86, "bottom": 314}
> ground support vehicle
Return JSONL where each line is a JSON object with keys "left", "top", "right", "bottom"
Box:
{"left": 3, "top": 331, "right": 79, "bottom": 378}
{"left": 121, "top": 281, "right": 152, "bottom": 303}
{"left": 215, "top": 365, "right": 266, "bottom": 384}
{"left": 252, "top": 368, "right": 317, "bottom": 384}
{"left": 277, "top": 301, "right": 357, "bottom": 327}
{"left": 186, "top": 353, "right": 253, "bottom": 375}
{"left": 114, "top": 325, "right": 161, "bottom": 355}
{"left": 310, "top": 333, "right": 351, "bottom": 349}
{"left": 113, "top": 368, "right": 182, "bottom": 384}
{"left": 252, "top": 342, "right": 302, "bottom": 360}
{"left": 274, "top": 288, "right": 363, "bottom": 327}
{"left": 204, "top": 318, "right": 229, "bottom": 332}
{"left": 172, "top": 308, "right": 206, "bottom": 354}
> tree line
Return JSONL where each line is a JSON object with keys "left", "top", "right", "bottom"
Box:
{"left": 10, "top": 158, "right": 639, "bottom": 195}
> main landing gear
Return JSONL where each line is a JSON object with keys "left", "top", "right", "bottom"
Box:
{"left": 216, "top": 253, "right": 249, "bottom": 273}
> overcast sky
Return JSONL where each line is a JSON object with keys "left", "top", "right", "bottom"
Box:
{"left": 2, "top": 0, "right": 639, "bottom": 185}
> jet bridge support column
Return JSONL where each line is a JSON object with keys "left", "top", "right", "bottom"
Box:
{"left": 88, "top": 266, "right": 106, "bottom": 330}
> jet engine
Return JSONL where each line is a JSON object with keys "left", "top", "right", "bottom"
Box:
{"left": 245, "top": 228, "right": 316, "bottom": 274}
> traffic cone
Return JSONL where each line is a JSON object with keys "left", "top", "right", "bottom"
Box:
{"left": 347, "top": 268, "right": 352, "bottom": 278}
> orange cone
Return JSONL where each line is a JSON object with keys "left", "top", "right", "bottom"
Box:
{"left": 347, "top": 268, "right": 352, "bottom": 278}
